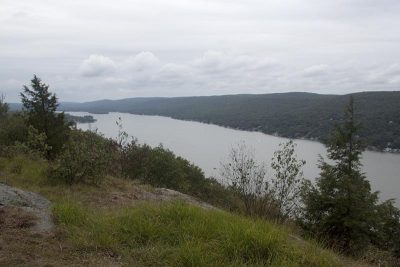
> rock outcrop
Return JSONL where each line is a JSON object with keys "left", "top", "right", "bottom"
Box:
{"left": 0, "top": 183, "right": 54, "bottom": 233}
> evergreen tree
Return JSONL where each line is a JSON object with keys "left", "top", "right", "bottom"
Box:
{"left": 302, "top": 96, "right": 379, "bottom": 254}
{"left": 373, "top": 199, "right": 400, "bottom": 257}
{"left": 20, "top": 75, "right": 71, "bottom": 159}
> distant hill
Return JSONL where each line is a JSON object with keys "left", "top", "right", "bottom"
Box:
{"left": 12, "top": 92, "right": 400, "bottom": 151}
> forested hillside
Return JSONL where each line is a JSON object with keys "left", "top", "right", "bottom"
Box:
{"left": 56, "top": 92, "right": 400, "bottom": 151}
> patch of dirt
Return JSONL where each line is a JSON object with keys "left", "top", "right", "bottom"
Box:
{"left": 0, "top": 183, "right": 54, "bottom": 233}
{"left": 0, "top": 198, "right": 123, "bottom": 266}
{"left": 0, "top": 206, "right": 37, "bottom": 229}
{"left": 108, "top": 186, "right": 217, "bottom": 210}
{"left": 0, "top": 206, "right": 123, "bottom": 266}
{"left": 69, "top": 177, "right": 218, "bottom": 210}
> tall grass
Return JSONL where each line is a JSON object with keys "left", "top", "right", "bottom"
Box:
{"left": 54, "top": 201, "right": 343, "bottom": 266}
{"left": 0, "top": 155, "right": 48, "bottom": 188}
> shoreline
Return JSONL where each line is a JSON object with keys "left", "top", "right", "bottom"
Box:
{"left": 64, "top": 110, "right": 400, "bottom": 155}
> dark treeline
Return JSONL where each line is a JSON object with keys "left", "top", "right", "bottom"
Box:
{"left": 64, "top": 113, "right": 96, "bottom": 124}
{"left": 1, "top": 77, "right": 400, "bottom": 266}
{"left": 52, "top": 91, "right": 400, "bottom": 152}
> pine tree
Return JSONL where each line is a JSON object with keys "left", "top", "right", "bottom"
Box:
{"left": 21, "top": 75, "right": 71, "bottom": 159}
{"left": 302, "top": 96, "right": 379, "bottom": 254}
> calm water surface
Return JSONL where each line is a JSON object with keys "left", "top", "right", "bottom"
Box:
{"left": 70, "top": 112, "right": 400, "bottom": 206}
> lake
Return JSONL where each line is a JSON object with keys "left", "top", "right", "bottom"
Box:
{"left": 69, "top": 112, "right": 400, "bottom": 206}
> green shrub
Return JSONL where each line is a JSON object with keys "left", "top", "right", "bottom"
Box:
{"left": 0, "top": 113, "right": 29, "bottom": 151}
{"left": 360, "top": 246, "right": 400, "bottom": 267}
{"left": 120, "top": 141, "right": 243, "bottom": 211}
{"left": 120, "top": 139, "right": 152, "bottom": 180}
{"left": 121, "top": 142, "right": 196, "bottom": 192}
{"left": 0, "top": 112, "right": 53, "bottom": 159}
{"left": 24, "top": 126, "right": 51, "bottom": 157}
{"left": 0, "top": 94, "right": 8, "bottom": 117}
{"left": 50, "top": 130, "right": 117, "bottom": 184}
{"left": 372, "top": 199, "right": 400, "bottom": 258}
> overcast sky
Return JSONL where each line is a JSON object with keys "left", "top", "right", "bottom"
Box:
{"left": 1, "top": 0, "right": 400, "bottom": 102}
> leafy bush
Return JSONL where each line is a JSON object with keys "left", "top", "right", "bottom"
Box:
{"left": 119, "top": 140, "right": 243, "bottom": 211}
{"left": 0, "top": 94, "right": 8, "bottom": 117}
{"left": 122, "top": 142, "right": 197, "bottom": 191}
{"left": 50, "top": 130, "right": 117, "bottom": 184}
{"left": 270, "top": 140, "right": 306, "bottom": 221}
{"left": 360, "top": 246, "right": 400, "bottom": 267}
{"left": 372, "top": 199, "right": 400, "bottom": 258}
{"left": 220, "top": 142, "right": 270, "bottom": 216}
{"left": 0, "top": 116, "right": 52, "bottom": 160}
{"left": 220, "top": 141, "right": 306, "bottom": 220}
{"left": 0, "top": 113, "right": 29, "bottom": 150}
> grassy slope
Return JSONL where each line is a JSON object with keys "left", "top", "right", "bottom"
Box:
{"left": 0, "top": 156, "right": 354, "bottom": 266}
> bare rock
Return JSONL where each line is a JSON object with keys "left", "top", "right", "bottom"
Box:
{"left": 153, "top": 188, "right": 217, "bottom": 210}
{"left": 0, "top": 183, "right": 54, "bottom": 233}
{"left": 109, "top": 186, "right": 217, "bottom": 210}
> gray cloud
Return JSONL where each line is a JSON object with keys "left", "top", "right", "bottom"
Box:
{"left": 1, "top": 0, "right": 400, "bottom": 102}
{"left": 367, "top": 64, "right": 400, "bottom": 84}
{"left": 123, "top": 52, "right": 160, "bottom": 72}
{"left": 302, "top": 65, "right": 330, "bottom": 77}
{"left": 79, "top": 55, "right": 116, "bottom": 77}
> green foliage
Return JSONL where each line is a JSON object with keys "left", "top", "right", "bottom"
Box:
{"left": 53, "top": 201, "right": 343, "bottom": 266}
{"left": 360, "top": 246, "right": 400, "bottom": 267}
{"left": 0, "top": 113, "right": 28, "bottom": 151}
{"left": 1, "top": 127, "right": 51, "bottom": 159}
{"left": 0, "top": 94, "right": 9, "bottom": 117}
{"left": 221, "top": 143, "right": 266, "bottom": 197}
{"left": 190, "top": 177, "right": 243, "bottom": 212}
{"left": 373, "top": 199, "right": 400, "bottom": 257}
{"left": 0, "top": 115, "right": 53, "bottom": 160}
{"left": 120, "top": 140, "right": 243, "bottom": 211}
{"left": 301, "top": 96, "right": 382, "bottom": 255}
{"left": 220, "top": 141, "right": 307, "bottom": 220}
{"left": 0, "top": 154, "right": 49, "bottom": 188}
{"left": 0, "top": 94, "right": 48, "bottom": 158}
{"left": 220, "top": 142, "right": 272, "bottom": 217}
{"left": 270, "top": 140, "right": 306, "bottom": 221}
{"left": 20, "top": 75, "right": 72, "bottom": 159}
{"left": 50, "top": 130, "right": 117, "bottom": 184}
{"left": 64, "top": 113, "right": 96, "bottom": 124}
{"left": 24, "top": 126, "right": 51, "bottom": 157}
{"left": 121, "top": 141, "right": 189, "bottom": 191}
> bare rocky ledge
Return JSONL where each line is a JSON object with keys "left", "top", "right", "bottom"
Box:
{"left": 0, "top": 183, "right": 54, "bottom": 233}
